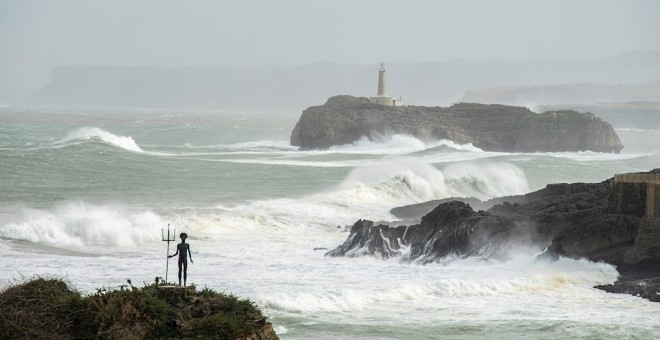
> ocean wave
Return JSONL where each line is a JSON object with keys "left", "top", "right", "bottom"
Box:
{"left": 213, "top": 136, "right": 490, "bottom": 168}
{"left": 258, "top": 256, "right": 618, "bottom": 314}
{"left": 183, "top": 140, "right": 297, "bottom": 153}
{"left": 442, "top": 162, "right": 529, "bottom": 199}
{"left": 542, "top": 150, "right": 651, "bottom": 162}
{"left": 0, "top": 157, "right": 529, "bottom": 248}
{"left": 337, "top": 157, "right": 449, "bottom": 202}
{"left": 45, "top": 127, "right": 145, "bottom": 153}
{"left": 0, "top": 202, "right": 164, "bottom": 247}
{"left": 186, "top": 158, "right": 529, "bottom": 234}
{"left": 219, "top": 158, "right": 362, "bottom": 168}
{"left": 180, "top": 135, "right": 481, "bottom": 157}
{"left": 327, "top": 135, "right": 484, "bottom": 155}
{"left": 615, "top": 127, "right": 660, "bottom": 133}
{"left": 337, "top": 157, "right": 528, "bottom": 202}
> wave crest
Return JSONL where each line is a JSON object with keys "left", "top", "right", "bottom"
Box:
{"left": 258, "top": 257, "right": 618, "bottom": 314}
{"left": 337, "top": 157, "right": 529, "bottom": 203}
{"left": 0, "top": 202, "right": 163, "bottom": 247}
{"left": 443, "top": 162, "right": 529, "bottom": 199}
{"left": 330, "top": 134, "right": 483, "bottom": 155}
{"left": 49, "top": 127, "right": 144, "bottom": 153}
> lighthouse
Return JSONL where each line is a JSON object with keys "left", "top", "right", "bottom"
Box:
{"left": 377, "top": 62, "right": 386, "bottom": 96}
{"left": 369, "top": 62, "right": 403, "bottom": 106}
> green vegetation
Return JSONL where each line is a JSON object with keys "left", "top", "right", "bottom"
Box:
{"left": 0, "top": 276, "right": 277, "bottom": 340}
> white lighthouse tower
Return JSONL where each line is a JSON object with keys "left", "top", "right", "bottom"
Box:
{"left": 369, "top": 62, "right": 403, "bottom": 106}
{"left": 377, "top": 62, "right": 386, "bottom": 96}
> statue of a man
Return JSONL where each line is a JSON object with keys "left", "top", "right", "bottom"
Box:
{"left": 168, "top": 232, "right": 193, "bottom": 286}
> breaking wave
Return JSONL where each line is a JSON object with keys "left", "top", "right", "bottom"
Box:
{"left": 0, "top": 202, "right": 163, "bottom": 247}
{"left": 0, "top": 158, "right": 529, "bottom": 248}
{"left": 46, "top": 127, "right": 145, "bottom": 153}
{"left": 338, "top": 157, "right": 529, "bottom": 202}
{"left": 328, "top": 134, "right": 484, "bottom": 155}
{"left": 258, "top": 256, "right": 619, "bottom": 314}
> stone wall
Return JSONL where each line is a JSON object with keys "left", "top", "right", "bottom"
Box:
{"left": 607, "top": 180, "right": 648, "bottom": 216}
{"left": 613, "top": 171, "right": 660, "bottom": 264}
{"left": 610, "top": 173, "right": 660, "bottom": 219}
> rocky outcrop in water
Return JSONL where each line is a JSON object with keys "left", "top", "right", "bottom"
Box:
{"left": 290, "top": 95, "right": 624, "bottom": 153}
{"left": 326, "top": 203, "right": 547, "bottom": 262}
{"left": 327, "top": 180, "right": 613, "bottom": 263}
{"left": 326, "top": 169, "right": 660, "bottom": 301}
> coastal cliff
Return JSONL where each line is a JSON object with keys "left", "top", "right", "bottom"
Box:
{"left": 290, "top": 95, "right": 624, "bottom": 153}
{"left": 326, "top": 169, "right": 660, "bottom": 301}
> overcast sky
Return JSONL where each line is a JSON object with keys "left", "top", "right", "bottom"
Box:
{"left": 1, "top": 0, "right": 659, "bottom": 101}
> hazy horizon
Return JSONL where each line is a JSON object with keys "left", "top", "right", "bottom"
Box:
{"left": 1, "top": 0, "right": 659, "bottom": 104}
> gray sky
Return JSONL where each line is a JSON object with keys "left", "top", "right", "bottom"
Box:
{"left": 1, "top": 0, "right": 659, "bottom": 101}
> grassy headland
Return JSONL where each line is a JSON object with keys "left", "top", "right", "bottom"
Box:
{"left": 0, "top": 276, "right": 278, "bottom": 339}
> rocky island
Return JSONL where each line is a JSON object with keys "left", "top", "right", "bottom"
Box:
{"left": 326, "top": 169, "right": 660, "bottom": 301}
{"left": 290, "top": 95, "right": 624, "bottom": 153}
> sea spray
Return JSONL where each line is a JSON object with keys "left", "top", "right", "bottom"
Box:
{"left": 442, "top": 161, "right": 529, "bottom": 199}
{"left": 332, "top": 134, "right": 484, "bottom": 155}
{"left": 338, "top": 157, "right": 449, "bottom": 202}
{"left": 256, "top": 255, "right": 621, "bottom": 315}
{"left": 45, "top": 127, "right": 144, "bottom": 153}
{"left": 0, "top": 202, "right": 163, "bottom": 247}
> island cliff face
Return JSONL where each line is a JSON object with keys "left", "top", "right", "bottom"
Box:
{"left": 290, "top": 95, "right": 624, "bottom": 153}
{"left": 326, "top": 169, "right": 660, "bottom": 301}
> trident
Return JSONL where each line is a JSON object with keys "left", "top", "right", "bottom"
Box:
{"left": 162, "top": 223, "right": 176, "bottom": 284}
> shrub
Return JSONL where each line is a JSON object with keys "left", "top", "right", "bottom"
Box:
{"left": 0, "top": 277, "right": 277, "bottom": 339}
{"left": 0, "top": 276, "right": 81, "bottom": 339}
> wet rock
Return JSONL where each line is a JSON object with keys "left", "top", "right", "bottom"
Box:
{"left": 595, "top": 261, "right": 660, "bottom": 302}
{"left": 328, "top": 169, "right": 660, "bottom": 301}
{"left": 326, "top": 220, "right": 407, "bottom": 259}
{"left": 327, "top": 202, "right": 548, "bottom": 263}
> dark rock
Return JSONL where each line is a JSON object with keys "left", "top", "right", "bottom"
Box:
{"left": 405, "top": 201, "right": 545, "bottom": 262}
{"left": 595, "top": 261, "right": 660, "bottom": 302}
{"left": 545, "top": 215, "right": 640, "bottom": 265}
{"left": 392, "top": 181, "right": 610, "bottom": 226}
{"left": 327, "top": 169, "right": 660, "bottom": 301}
{"left": 332, "top": 180, "right": 618, "bottom": 263}
{"left": 328, "top": 202, "right": 548, "bottom": 263}
{"left": 326, "top": 220, "right": 408, "bottom": 259}
{"left": 607, "top": 181, "right": 648, "bottom": 216}
{"left": 291, "top": 95, "right": 624, "bottom": 153}
{"left": 390, "top": 197, "right": 489, "bottom": 220}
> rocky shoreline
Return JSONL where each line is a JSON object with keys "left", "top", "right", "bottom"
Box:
{"left": 291, "top": 95, "right": 624, "bottom": 153}
{"left": 326, "top": 169, "right": 660, "bottom": 302}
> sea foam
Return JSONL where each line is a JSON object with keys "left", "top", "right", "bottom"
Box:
{"left": 329, "top": 134, "right": 482, "bottom": 155}
{"left": 337, "top": 157, "right": 529, "bottom": 202}
{"left": 257, "top": 256, "right": 619, "bottom": 314}
{"left": 0, "top": 202, "right": 163, "bottom": 247}
{"left": 442, "top": 161, "right": 529, "bottom": 199}
{"left": 47, "top": 127, "right": 144, "bottom": 153}
{"left": 0, "top": 157, "right": 530, "bottom": 248}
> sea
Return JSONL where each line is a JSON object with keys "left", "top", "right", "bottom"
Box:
{"left": 1, "top": 106, "right": 659, "bottom": 339}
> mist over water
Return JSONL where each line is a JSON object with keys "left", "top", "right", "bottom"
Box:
{"left": 2, "top": 1, "right": 660, "bottom": 337}
{"left": 1, "top": 108, "right": 659, "bottom": 339}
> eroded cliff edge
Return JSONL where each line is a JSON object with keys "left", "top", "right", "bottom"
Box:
{"left": 326, "top": 169, "right": 660, "bottom": 301}
{"left": 290, "top": 95, "right": 624, "bottom": 153}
